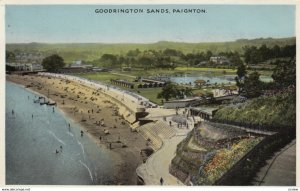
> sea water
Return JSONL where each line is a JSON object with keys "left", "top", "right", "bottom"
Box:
{"left": 5, "top": 81, "right": 115, "bottom": 185}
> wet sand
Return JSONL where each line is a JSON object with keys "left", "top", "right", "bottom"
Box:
{"left": 6, "top": 74, "right": 148, "bottom": 185}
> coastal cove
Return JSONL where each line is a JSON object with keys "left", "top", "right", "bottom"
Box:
{"left": 5, "top": 76, "right": 147, "bottom": 185}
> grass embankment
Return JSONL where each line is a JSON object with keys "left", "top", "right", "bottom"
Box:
{"left": 214, "top": 91, "right": 296, "bottom": 128}
{"left": 170, "top": 123, "right": 263, "bottom": 185}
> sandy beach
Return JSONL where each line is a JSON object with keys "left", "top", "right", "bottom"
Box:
{"left": 6, "top": 74, "right": 148, "bottom": 185}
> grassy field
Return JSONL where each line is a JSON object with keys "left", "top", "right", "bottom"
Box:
{"left": 135, "top": 88, "right": 163, "bottom": 105}
{"left": 6, "top": 37, "right": 295, "bottom": 63}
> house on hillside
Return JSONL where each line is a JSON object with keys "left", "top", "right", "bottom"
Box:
{"left": 210, "top": 56, "right": 230, "bottom": 65}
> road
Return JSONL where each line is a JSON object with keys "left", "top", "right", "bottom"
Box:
{"left": 253, "top": 139, "right": 296, "bottom": 186}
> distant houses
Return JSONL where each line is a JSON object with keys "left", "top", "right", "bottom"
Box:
{"left": 6, "top": 52, "right": 45, "bottom": 72}
{"left": 196, "top": 56, "right": 231, "bottom": 67}
{"left": 209, "top": 56, "right": 231, "bottom": 65}
{"left": 60, "top": 60, "right": 111, "bottom": 73}
{"left": 6, "top": 63, "right": 44, "bottom": 72}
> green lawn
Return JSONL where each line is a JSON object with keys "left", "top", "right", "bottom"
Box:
{"left": 135, "top": 88, "right": 163, "bottom": 105}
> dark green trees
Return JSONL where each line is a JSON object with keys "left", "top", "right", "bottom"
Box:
{"left": 272, "top": 58, "right": 296, "bottom": 88}
{"left": 157, "top": 82, "right": 193, "bottom": 101}
{"left": 42, "top": 54, "right": 65, "bottom": 72}
{"left": 244, "top": 71, "right": 263, "bottom": 98}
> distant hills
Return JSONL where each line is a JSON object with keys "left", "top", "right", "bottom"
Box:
{"left": 6, "top": 37, "right": 296, "bottom": 63}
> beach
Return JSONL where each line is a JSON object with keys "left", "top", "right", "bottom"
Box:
{"left": 6, "top": 74, "right": 148, "bottom": 185}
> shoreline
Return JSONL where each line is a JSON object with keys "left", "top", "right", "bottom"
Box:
{"left": 6, "top": 74, "right": 148, "bottom": 185}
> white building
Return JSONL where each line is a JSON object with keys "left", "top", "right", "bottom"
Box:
{"left": 210, "top": 56, "right": 230, "bottom": 64}
{"left": 213, "top": 88, "right": 238, "bottom": 97}
{"left": 25, "top": 63, "right": 44, "bottom": 71}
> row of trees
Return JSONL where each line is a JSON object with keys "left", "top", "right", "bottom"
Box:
{"left": 94, "top": 49, "right": 180, "bottom": 69}
{"left": 243, "top": 44, "right": 296, "bottom": 65}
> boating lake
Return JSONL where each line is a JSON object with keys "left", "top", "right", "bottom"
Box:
{"left": 169, "top": 74, "right": 273, "bottom": 85}
{"left": 5, "top": 81, "right": 115, "bottom": 185}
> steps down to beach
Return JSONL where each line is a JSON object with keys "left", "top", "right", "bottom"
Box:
{"left": 138, "top": 120, "right": 176, "bottom": 150}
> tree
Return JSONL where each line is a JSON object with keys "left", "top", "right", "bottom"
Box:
{"left": 100, "top": 54, "right": 118, "bottom": 68}
{"left": 235, "top": 63, "right": 247, "bottom": 93}
{"left": 42, "top": 54, "right": 65, "bottom": 72}
{"left": 272, "top": 58, "right": 296, "bottom": 88}
{"left": 6, "top": 51, "right": 15, "bottom": 63}
{"left": 243, "top": 71, "right": 263, "bottom": 98}
{"left": 157, "top": 82, "right": 179, "bottom": 101}
{"left": 178, "top": 87, "right": 193, "bottom": 99}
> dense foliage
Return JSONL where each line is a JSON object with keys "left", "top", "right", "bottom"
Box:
{"left": 213, "top": 91, "right": 296, "bottom": 129}
{"left": 196, "top": 138, "right": 262, "bottom": 185}
{"left": 42, "top": 54, "right": 65, "bottom": 72}
{"left": 244, "top": 44, "right": 296, "bottom": 65}
{"left": 157, "top": 82, "right": 193, "bottom": 101}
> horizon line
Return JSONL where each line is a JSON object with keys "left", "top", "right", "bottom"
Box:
{"left": 5, "top": 36, "right": 296, "bottom": 45}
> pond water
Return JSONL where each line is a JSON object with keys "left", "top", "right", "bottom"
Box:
{"left": 169, "top": 73, "right": 272, "bottom": 85}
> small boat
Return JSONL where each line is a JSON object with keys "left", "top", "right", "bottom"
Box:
{"left": 40, "top": 101, "right": 49, "bottom": 105}
{"left": 47, "top": 101, "right": 56, "bottom": 106}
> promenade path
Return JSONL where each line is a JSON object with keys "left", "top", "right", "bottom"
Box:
{"left": 252, "top": 139, "right": 296, "bottom": 186}
{"left": 136, "top": 115, "right": 196, "bottom": 185}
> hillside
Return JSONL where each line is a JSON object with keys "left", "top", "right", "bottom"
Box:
{"left": 6, "top": 37, "right": 296, "bottom": 63}
{"left": 213, "top": 91, "right": 296, "bottom": 129}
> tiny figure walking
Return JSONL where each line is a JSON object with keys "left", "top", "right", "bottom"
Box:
{"left": 169, "top": 121, "right": 172, "bottom": 126}
{"left": 160, "top": 177, "right": 164, "bottom": 185}
{"left": 53, "top": 107, "right": 55, "bottom": 113}
{"left": 12, "top": 109, "right": 14, "bottom": 115}
{"left": 32, "top": 114, "right": 33, "bottom": 119}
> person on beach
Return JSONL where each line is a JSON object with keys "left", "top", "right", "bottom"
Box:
{"left": 169, "top": 121, "right": 172, "bottom": 126}
{"left": 55, "top": 149, "right": 59, "bottom": 154}
{"left": 60, "top": 145, "right": 63, "bottom": 151}
{"left": 160, "top": 177, "right": 164, "bottom": 185}
{"left": 32, "top": 114, "right": 33, "bottom": 119}
{"left": 12, "top": 110, "right": 14, "bottom": 115}
{"left": 53, "top": 107, "right": 55, "bottom": 113}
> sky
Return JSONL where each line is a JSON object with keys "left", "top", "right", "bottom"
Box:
{"left": 5, "top": 4, "right": 296, "bottom": 43}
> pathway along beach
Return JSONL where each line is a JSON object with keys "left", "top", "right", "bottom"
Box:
{"left": 6, "top": 74, "right": 148, "bottom": 185}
